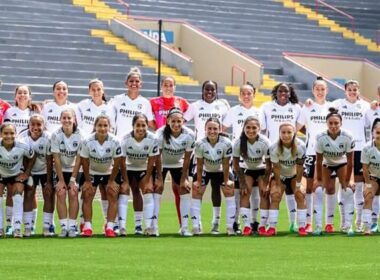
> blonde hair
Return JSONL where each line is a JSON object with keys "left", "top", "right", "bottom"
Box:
{"left": 126, "top": 67, "right": 142, "bottom": 82}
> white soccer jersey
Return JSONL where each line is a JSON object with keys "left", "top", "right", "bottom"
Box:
{"left": 195, "top": 136, "right": 232, "bottom": 173}
{"left": 42, "top": 101, "right": 80, "bottom": 133}
{"left": 121, "top": 131, "right": 159, "bottom": 171}
{"left": 80, "top": 133, "right": 122, "bottom": 175}
{"left": 156, "top": 126, "right": 195, "bottom": 168}
{"left": 184, "top": 99, "right": 230, "bottom": 140}
{"left": 223, "top": 105, "right": 261, "bottom": 141}
{"left": 4, "top": 107, "right": 31, "bottom": 135}
{"left": 315, "top": 129, "right": 354, "bottom": 167}
{"left": 0, "top": 140, "right": 34, "bottom": 178}
{"left": 332, "top": 98, "right": 369, "bottom": 151}
{"left": 110, "top": 94, "right": 154, "bottom": 138}
{"left": 77, "top": 99, "right": 115, "bottom": 135}
{"left": 50, "top": 128, "right": 83, "bottom": 172}
{"left": 233, "top": 135, "right": 271, "bottom": 170}
{"left": 298, "top": 102, "right": 331, "bottom": 155}
{"left": 19, "top": 130, "right": 51, "bottom": 175}
{"left": 365, "top": 107, "right": 380, "bottom": 139}
{"left": 270, "top": 138, "right": 306, "bottom": 178}
{"left": 260, "top": 101, "right": 302, "bottom": 142}
{"left": 361, "top": 141, "right": 380, "bottom": 178}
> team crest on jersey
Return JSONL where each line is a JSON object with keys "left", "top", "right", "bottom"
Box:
{"left": 73, "top": 141, "right": 78, "bottom": 147}
{"left": 138, "top": 104, "right": 142, "bottom": 109}
{"left": 181, "top": 141, "right": 186, "bottom": 146}
{"left": 288, "top": 108, "right": 293, "bottom": 113}
{"left": 101, "top": 110, "right": 106, "bottom": 115}
{"left": 217, "top": 149, "right": 222, "bottom": 155}
{"left": 339, "top": 143, "right": 344, "bottom": 149}
{"left": 106, "top": 148, "right": 111, "bottom": 153}
{"left": 256, "top": 149, "right": 261, "bottom": 154}
{"left": 13, "top": 155, "right": 18, "bottom": 160}
{"left": 144, "top": 146, "right": 149, "bottom": 151}
{"left": 356, "top": 104, "right": 361, "bottom": 109}
{"left": 39, "top": 145, "right": 44, "bottom": 150}
{"left": 215, "top": 105, "right": 219, "bottom": 110}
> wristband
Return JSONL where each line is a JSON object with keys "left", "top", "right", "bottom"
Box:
{"left": 366, "top": 183, "right": 372, "bottom": 189}
{"left": 69, "top": 176, "right": 76, "bottom": 183}
{"left": 296, "top": 182, "right": 302, "bottom": 188}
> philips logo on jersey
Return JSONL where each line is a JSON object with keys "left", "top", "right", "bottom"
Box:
{"left": 83, "top": 115, "right": 95, "bottom": 123}
{"left": 198, "top": 113, "right": 221, "bottom": 119}
{"left": 341, "top": 111, "right": 362, "bottom": 118}
{"left": 271, "top": 115, "right": 294, "bottom": 121}
{"left": 164, "top": 147, "right": 185, "bottom": 155}
{"left": 91, "top": 155, "right": 112, "bottom": 164}
{"left": 279, "top": 159, "right": 296, "bottom": 166}
{"left": 47, "top": 116, "right": 59, "bottom": 122}
{"left": 310, "top": 116, "right": 326, "bottom": 122}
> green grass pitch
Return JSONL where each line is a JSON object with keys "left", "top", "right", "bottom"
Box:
{"left": 1, "top": 201, "right": 380, "bottom": 280}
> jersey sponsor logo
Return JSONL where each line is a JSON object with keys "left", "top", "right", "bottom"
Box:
{"left": 83, "top": 115, "right": 95, "bottom": 122}
{"left": 125, "top": 151, "right": 149, "bottom": 159}
{"left": 271, "top": 114, "right": 294, "bottom": 120}
{"left": 198, "top": 113, "right": 221, "bottom": 119}
{"left": 164, "top": 147, "right": 185, "bottom": 155}
{"left": 47, "top": 116, "right": 59, "bottom": 121}
{"left": 90, "top": 155, "right": 113, "bottom": 164}
{"left": 341, "top": 112, "right": 362, "bottom": 118}
{"left": 310, "top": 116, "right": 326, "bottom": 121}
{"left": 279, "top": 159, "right": 296, "bottom": 166}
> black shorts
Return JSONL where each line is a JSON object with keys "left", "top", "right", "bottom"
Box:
{"left": 233, "top": 169, "right": 245, "bottom": 189}
{"left": 0, "top": 175, "right": 26, "bottom": 185}
{"left": 90, "top": 175, "right": 110, "bottom": 187}
{"left": 54, "top": 172, "right": 85, "bottom": 187}
{"left": 163, "top": 167, "right": 182, "bottom": 185}
{"left": 127, "top": 170, "right": 154, "bottom": 186}
{"left": 32, "top": 174, "right": 49, "bottom": 187}
{"left": 354, "top": 151, "right": 363, "bottom": 176}
{"left": 303, "top": 155, "right": 316, "bottom": 179}
{"left": 281, "top": 175, "right": 296, "bottom": 195}
{"left": 193, "top": 171, "right": 234, "bottom": 187}
{"left": 245, "top": 169, "right": 266, "bottom": 180}
{"left": 323, "top": 163, "right": 346, "bottom": 178}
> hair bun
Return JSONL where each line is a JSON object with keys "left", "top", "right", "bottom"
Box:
{"left": 316, "top": 76, "right": 324, "bottom": 80}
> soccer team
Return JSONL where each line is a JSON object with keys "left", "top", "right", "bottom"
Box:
{"left": 0, "top": 66, "right": 380, "bottom": 238}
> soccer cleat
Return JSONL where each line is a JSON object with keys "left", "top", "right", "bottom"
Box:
{"left": 298, "top": 227, "right": 307, "bottom": 236}
{"left": 13, "top": 229, "right": 22, "bottom": 238}
{"left": 371, "top": 223, "right": 378, "bottom": 233}
{"left": 355, "top": 224, "right": 363, "bottom": 233}
{"left": 289, "top": 223, "right": 298, "bottom": 233}
{"left": 24, "top": 228, "right": 32, "bottom": 237}
{"left": 113, "top": 225, "right": 120, "bottom": 235}
{"left": 5, "top": 226, "right": 13, "bottom": 236}
{"left": 80, "top": 223, "right": 85, "bottom": 233}
{"left": 105, "top": 228, "right": 116, "bottom": 238}
{"left": 119, "top": 228, "right": 127, "bottom": 237}
{"left": 226, "top": 227, "right": 236, "bottom": 236}
{"left": 43, "top": 228, "right": 53, "bottom": 237}
{"left": 347, "top": 228, "right": 355, "bottom": 237}
{"left": 81, "top": 228, "right": 93, "bottom": 237}
{"left": 305, "top": 223, "right": 313, "bottom": 234}
{"left": 59, "top": 229, "right": 68, "bottom": 238}
{"left": 68, "top": 229, "right": 77, "bottom": 238}
{"left": 144, "top": 228, "right": 153, "bottom": 236}
{"left": 243, "top": 226, "right": 252, "bottom": 236}
{"left": 251, "top": 221, "right": 259, "bottom": 234}
{"left": 233, "top": 222, "right": 241, "bottom": 235}
{"left": 49, "top": 224, "right": 56, "bottom": 235}
{"left": 313, "top": 227, "right": 323, "bottom": 236}
{"left": 211, "top": 223, "right": 220, "bottom": 235}
{"left": 150, "top": 228, "right": 160, "bottom": 237}
{"left": 325, "top": 224, "right": 334, "bottom": 233}
{"left": 265, "top": 227, "right": 276, "bottom": 236}
{"left": 192, "top": 227, "right": 201, "bottom": 236}
{"left": 135, "top": 225, "right": 143, "bottom": 235}
{"left": 180, "top": 229, "right": 193, "bottom": 237}
{"left": 258, "top": 226, "right": 266, "bottom": 236}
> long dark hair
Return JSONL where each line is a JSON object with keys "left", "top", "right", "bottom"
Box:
{"left": 205, "top": 117, "right": 228, "bottom": 139}
{"left": 163, "top": 107, "right": 183, "bottom": 144}
{"left": 239, "top": 116, "right": 260, "bottom": 159}
{"left": 89, "top": 79, "right": 107, "bottom": 102}
{"left": 271, "top": 83, "right": 298, "bottom": 104}
{"left": 131, "top": 113, "right": 148, "bottom": 138}
{"left": 92, "top": 115, "right": 112, "bottom": 133}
